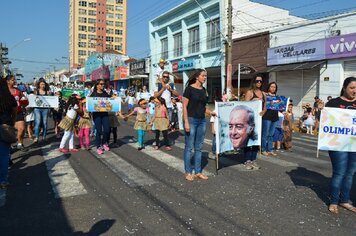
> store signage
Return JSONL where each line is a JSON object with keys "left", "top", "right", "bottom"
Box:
{"left": 115, "top": 66, "right": 129, "bottom": 80}
{"left": 267, "top": 40, "right": 324, "bottom": 66}
{"left": 326, "top": 33, "right": 356, "bottom": 59}
{"left": 130, "top": 60, "right": 146, "bottom": 75}
{"left": 268, "top": 32, "right": 356, "bottom": 66}
{"left": 172, "top": 59, "right": 195, "bottom": 72}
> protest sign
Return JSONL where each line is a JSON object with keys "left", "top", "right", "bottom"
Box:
{"left": 28, "top": 94, "right": 58, "bottom": 108}
{"left": 86, "top": 97, "right": 121, "bottom": 112}
{"left": 266, "top": 95, "right": 289, "bottom": 111}
{"left": 318, "top": 107, "right": 356, "bottom": 152}
{"left": 215, "top": 100, "right": 262, "bottom": 154}
{"left": 61, "top": 88, "right": 86, "bottom": 98}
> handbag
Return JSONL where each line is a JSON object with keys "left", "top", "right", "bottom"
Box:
{"left": 0, "top": 124, "right": 17, "bottom": 143}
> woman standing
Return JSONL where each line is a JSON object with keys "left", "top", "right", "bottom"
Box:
{"left": 182, "top": 69, "right": 215, "bottom": 181}
{"left": 33, "top": 78, "right": 50, "bottom": 143}
{"left": 90, "top": 79, "right": 111, "bottom": 155}
{"left": 244, "top": 75, "right": 266, "bottom": 170}
{"left": 0, "top": 77, "right": 17, "bottom": 189}
{"left": 326, "top": 77, "right": 356, "bottom": 214}
{"left": 261, "top": 82, "right": 279, "bottom": 156}
{"left": 6, "top": 75, "right": 28, "bottom": 149}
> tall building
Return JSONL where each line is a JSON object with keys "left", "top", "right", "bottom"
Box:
{"left": 69, "top": 0, "right": 127, "bottom": 69}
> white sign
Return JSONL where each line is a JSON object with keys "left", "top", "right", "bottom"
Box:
{"left": 28, "top": 94, "right": 59, "bottom": 108}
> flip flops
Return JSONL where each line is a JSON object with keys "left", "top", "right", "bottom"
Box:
{"left": 339, "top": 203, "right": 356, "bottom": 213}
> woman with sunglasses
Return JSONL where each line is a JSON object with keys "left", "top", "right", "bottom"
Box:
{"left": 243, "top": 75, "right": 266, "bottom": 170}
{"left": 90, "top": 79, "right": 111, "bottom": 155}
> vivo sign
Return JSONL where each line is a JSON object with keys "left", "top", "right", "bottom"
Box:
{"left": 268, "top": 32, "right": 356, "bottom": 66}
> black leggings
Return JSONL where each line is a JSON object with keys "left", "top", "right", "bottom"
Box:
{"left": 155, "top": 130, "right": 169, "bottom": 147}
{"left": 111, "top": 127, "right": 117, "bottom": 143}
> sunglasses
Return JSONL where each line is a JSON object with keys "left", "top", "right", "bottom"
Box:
{"left": 98, "top": 83, "right": 105, "bottom": 85}
{"left": 162, "top": 76, "right": 169, "bottom": 79}
{"left": 255, "top": 80, "right": 262, "bottom": 83}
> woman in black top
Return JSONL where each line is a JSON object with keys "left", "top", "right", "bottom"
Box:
{"left": 0, "top": 77, "right": 17, "bottom": 188}
{"left": 326, "top": 77, "right": 356, "bottom": 214}
{"left": 182, "top": 69, "right": 215, "bottom": 181}
{"left": 261, "top": 82, "right": 279, "bottom": 156}
{"left": 90, "top": 79, "right": 111, "bottom": 155}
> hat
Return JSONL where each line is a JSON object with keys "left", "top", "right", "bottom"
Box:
{"left": 159, "top": 58, "right": 166, "bottom": 64}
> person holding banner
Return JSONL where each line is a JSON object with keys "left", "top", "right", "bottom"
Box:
{"left": 33, "top": 79, "right": 51, "bottom": 143}
{"left": 243, "top": 75, "right": 266, "bottom": 170}
{"left": 90, "top": 79, "right": 111, "bottom": 155}
{"left": 182, "top": 69, "right": 215, "bottom": 181}
{"left": 325, "top": 77, "right": 356, "bottom": 214}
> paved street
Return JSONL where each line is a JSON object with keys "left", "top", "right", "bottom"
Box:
{"left": 0, "top": 119, "right": 355, "bottom": 236}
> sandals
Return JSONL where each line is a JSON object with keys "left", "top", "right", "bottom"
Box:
{"left": 328, "top": 204, "right": 339, "bottom": 214}
{"left": 184, "top": 173, "right": 194, "bottom": 182}
{"left": 339, "top": 203, "right": 356, "bottom": 213}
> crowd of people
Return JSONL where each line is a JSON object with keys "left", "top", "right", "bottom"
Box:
{"left": 0, "top": 70, "right": 355, "bottom": 214}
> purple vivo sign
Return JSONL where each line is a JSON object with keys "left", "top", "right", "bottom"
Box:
{"left": 326, "top": 32, "right": 356, "bottom": 59}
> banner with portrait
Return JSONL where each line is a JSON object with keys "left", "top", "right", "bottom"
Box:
{"left": 318, "top": 107, "right": 356, "bottom": 152}
{"left": 86, "top": 97, "right": 121, "bottom": 112}
{"left": 215, "top": 101, "right": 262, "bottom": 154}
{"left": 266, "top": 95, "right": 289, "bottom": 112}
{"left": 27, "top": 94, "right": 59, "bottom": 108}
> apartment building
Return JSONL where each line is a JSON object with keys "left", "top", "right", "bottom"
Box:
{"left": 69, "top": 0, "right": 127, "bottom": 69}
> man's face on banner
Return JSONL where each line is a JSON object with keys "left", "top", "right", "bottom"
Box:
{"left": 229, "top": 109, "right": 251, "bottom": 149}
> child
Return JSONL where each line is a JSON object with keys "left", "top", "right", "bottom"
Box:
{"left": 58, "top": 95, "right": 82, "bottom": 153}
{"left": 304, "top": 107, "right": 315, "bottom": 135}
{"left": 170, "top": 97, "right": 178, "bottom": 132}
{"left": 125, "top": 92, "right": 136, "bottom": 114}
{"left": 283, "top": 103, "right": 294, "bottom": 151}
{"left": 149, "top": 97, "right": 171, "bottom": 151}
{"left": 78, "top": 98, "right": 92, "bottom": 150}
{"left": 273, "top": 111, "right": 285, "bottom": 152}
{"left": 126, "top": 99, "right": 150, "bottom": 150}
{"left": 53, "top": 91, "right": 65, "bottom": 138}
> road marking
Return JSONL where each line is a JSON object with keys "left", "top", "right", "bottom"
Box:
{"left": 90, "top": 149, "right": 157, "bottom": 187}
{"left": 121, "top": 139, "right": 214, "bottom": 176}
{"left": 0, "top": 189, "right": 5, "bottom": 207}
{"left": 42, "top": 145, "right": 87, "bottom": 198}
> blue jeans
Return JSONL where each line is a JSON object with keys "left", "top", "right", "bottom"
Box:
{"left": 137, "top": 129, "right": 145, "bottom": 147}
{"left": 329, "top": 151, "right": 356, "bottom": 204}
{"left": 34, "top": 108, "right": 49, "bottom": 138}
{"left": 0, "top": 141, "right": 11, "bottom": 184}
{"left": 184, "top": 117, "right": 206, "bottom": 174}
{"left": 93, "top": 115, "right": 110, "bottom": 148}
{"left": 262, "top": 119, "right": 278, "bottom": 152}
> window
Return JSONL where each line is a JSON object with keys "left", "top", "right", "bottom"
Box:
{"left": 115, "top": 5, "right": 123, "bottom": 12}
{"left": 161, "top": 38, "right": 168, "bottom": 59}
{"left": 115, "top": 14, "right": 123, "bottom": 20}
{"left": 78, "top": 50, "right": 86, "bottom": 56}
{"left": 78, "top": 42, "right": 87, "bottom": 48}
{"left": 79, "top": 17, "right": 87, "bottom": 23}
{"left": 88, "top": 2, "right": 96, "bottom": 8}
{"left": 115, "top": 29, "right": 123, "bottom": 35}
{"left": 207, "top": 20, "right": 220, "bottom": 49}
{"left": 88, "top": 10, "right": 96, "bottom": 16}
{"left": 107, "top": 20, "right": 114, "bottom": 26}
{"left": 107, "top": 0, "right": 114, "bottom": 3}
{"left": 115, "top": 21, "right": 123, "bottom": 27}
{"left": 107, "top": 5, "right": 114, "bottom": 11}
{"left": 79, "top": 34, "right": 87, "bottom": 40}
{"left": 79, "top": 9, "right": 87, "bottom": 15}
{"left": 173, "top": 33, "right": 183, "bottom": 57}
{"left": 88, "top": 18, "right": 96, "bottom": 24}
{"left": 88, "top": 26, "right": 96, "bottom": 33}
{"left": 115, "top": 45, "right": 122, "bottom": 51}
{"left": 106, "top": 36, "right": 114, "bottom": 42}
{"left": 107, "top": 28, "right": 114, "bottom": 34}
{"left": 88, "top": 34, "right": 96, "bottom": 40}
{"left": 78, "top": 25, "right": 87, "bottom": 31}
{"left": 79, "top": 1, "right": 87, "bottom": 7}
{"left": 107, "top": 13, "right": 114, "bottom": 19}
{"left": 79, "top": 58, "right": 85, "bottom": 65}
{"left": 116, "top": 0, "right": 123, "bottom": 4}
{"left": 188, "top": 27, "right": 199, "bottom": 54}
{"left": 114, "top": 37, "right": 123, "bottom": 43}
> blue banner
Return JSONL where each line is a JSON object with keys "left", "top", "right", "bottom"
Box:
{"left": 266, "top": 95, "right": 289, "bottom": 112}
{"left": 86, "top": 97, "right": 121, "bottom": 112}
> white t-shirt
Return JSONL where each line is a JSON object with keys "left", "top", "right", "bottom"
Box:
{"left": 155, "top": 83, "right": 175, "bottom": 109}
{"left": 67, "top": 104, "right": 79, "bottom": 119}
{"left": 125, "top": 96, "right": 136, "bottom": 105}
{"left": 155, "top": 66, "right": 165, "bottom": 80}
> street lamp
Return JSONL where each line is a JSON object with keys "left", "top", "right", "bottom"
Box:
{"left": 10, "top": 38, "right": 31, "bottom": 50}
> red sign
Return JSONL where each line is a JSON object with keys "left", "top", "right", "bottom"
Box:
{"left": 172, "top": 62, "right": 178, "bottom": 72}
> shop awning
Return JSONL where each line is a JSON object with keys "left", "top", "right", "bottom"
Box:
{"left": 266, "top": 61, "right": 326, "bottom": 72}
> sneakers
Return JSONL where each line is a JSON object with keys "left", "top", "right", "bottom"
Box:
{"left": 17, "top": 143, "right": 25, "bottom": 150}
{"left": 59, "top": 148, "right": 69, "bottom": 153}
{"left": 81, "top": 146, "right": 86, "bottom": 150}
{"left": 97, "top": 147, "right": 104, "bottom": 155}
{"left": 165, "top": 146, "right": 172, "bottom": 151}
{"left": 102, "top": 144, "right": 110, "bottom": 151}
{"left": 244, "top": 160, "right": 260, "bottom": 170}
{"left": 33, "top": 138, "right": 38, "bottom": 143}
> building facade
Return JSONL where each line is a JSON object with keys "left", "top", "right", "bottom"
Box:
{"left": 69, "top": 0, "right": 127, "bottom": 69}
{"left": 267, "top": 11, "right": 356, "bottom": 117}
{"left": 149, "top": 0, "right": 225, "bottom": 101}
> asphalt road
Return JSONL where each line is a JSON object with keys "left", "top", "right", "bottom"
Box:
{"left": 0, "top": 118, "right": 355, "bottom": 236}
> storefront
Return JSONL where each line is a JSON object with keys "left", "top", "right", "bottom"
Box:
{"left": 129, "top": 59, "right": 150, "bottom": 91}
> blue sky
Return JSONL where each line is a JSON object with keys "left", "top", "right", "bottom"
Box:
{"left": 1, "top": 0, "right": 355, "bottom": 82}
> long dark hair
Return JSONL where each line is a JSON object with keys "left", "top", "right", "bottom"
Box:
{"left": 0, "top": 77, "right": 16, "bottom": 112}
{"left": 185, "top": 69, "right": 206, "bottom": 87}
{"left": 36, "top": 78, "right": 50, "bottom": 92}
{"left": 340, "top": 77, "right": 356, "bottom": 96}
{"left": 249, "top": 74, "right": 263, "bottom": 90}
{"left": 94, "top": 79, "right": 104, "bottom": 92}
{"left": 266, "top": 82, "right": 278, "bottom": 94}
{"left": 65, "top": 96, "right": 79, "bottom": 112}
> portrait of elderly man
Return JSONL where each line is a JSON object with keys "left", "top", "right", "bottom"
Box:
{"left": 228, "top": 104, "right": 258, "bottom": 150}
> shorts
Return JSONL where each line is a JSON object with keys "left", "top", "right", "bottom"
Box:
{"left": 15, "top": 112, "right": 25, "bottom": 122}
{"left": 128, "top": 104, "right": 134, "bottom": 109}
{"left": 273, "top": 127, "right": 284, "bottom": 142}
{"left": 53, "top": 112, "right": 63, "bottom": 122}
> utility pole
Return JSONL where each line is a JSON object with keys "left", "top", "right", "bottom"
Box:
{"left": 0, "top": 43, "right": 10, "bottom": 77}
{"left": 226, "top": 0, "right": 233, "bottom": 100}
